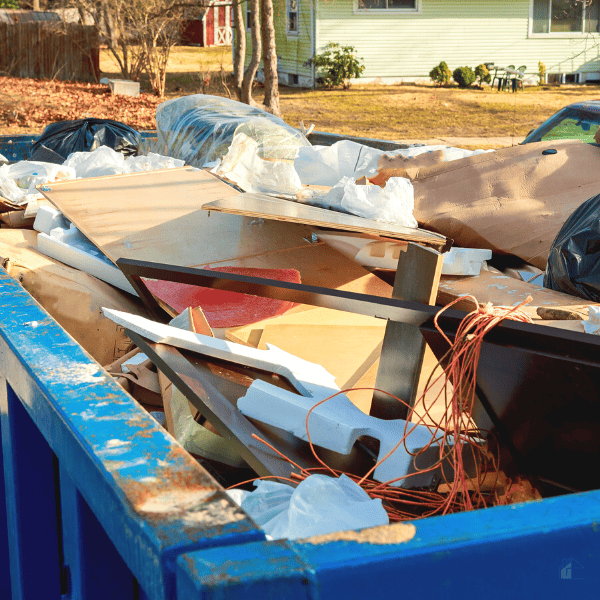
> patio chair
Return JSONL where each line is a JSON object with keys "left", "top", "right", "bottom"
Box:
{"left": 513, "top": 65, "right": 527, "bottom": 91}
{"left": 490, "top": 65, "right": 505, "bottom": 91}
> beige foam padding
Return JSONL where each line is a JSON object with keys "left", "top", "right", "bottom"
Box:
{"left": 0, "top": 229, "right": 149, "bottom": 365}
{"left": 412, "top": 140, "right": 600, "bottom": 270}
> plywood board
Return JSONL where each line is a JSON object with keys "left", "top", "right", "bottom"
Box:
{"left": 38, "top": 167, "right": 243, "bottom": 264}
{"left": 437, "top": 269, "right": 598, "bottom": 317}
{"left": 257, "top": 323, "right": 385, "bottom": 414}
{"left": 202, "top": 193, "right": 447, "bottom": 247}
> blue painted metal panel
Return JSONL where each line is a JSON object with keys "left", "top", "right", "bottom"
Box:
{"left": 0, "top": 382, "right": 62, "bottom": 600}
{"left": 0, "top": 267, "right": 264, "bottom": 599}
{"left": 0, "top": 135, "right": 37, "bottom": 162}
{"left": 0, "top": 132, "right": 157, "bottom": 162}
{"left": 58, "top": 464, "right": 137, "bottom": 599}
{"left": 177, "top": 490, "right": 600, "bottom": 599}
{"left": 0, "top": 412, "right": 12, "bottom": 600}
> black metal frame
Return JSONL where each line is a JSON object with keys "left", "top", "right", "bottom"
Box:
{"left": 117, "top": 258, "right": 600, "bottom": 489}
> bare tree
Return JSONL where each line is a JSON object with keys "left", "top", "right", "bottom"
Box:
{"left": 68, "top": 0, "right": 208, "bottom": 96}
{"left": 260, "top": 0, "right": 280, "bottom": 115}
{"left": 233, "top": 0, "right": 280, "bottom": 113}
{"left": 232, "top": 0, "right": 245, "bottom": 99}
{"left": 241, "top": 0, "right": 261, "bottom": 105}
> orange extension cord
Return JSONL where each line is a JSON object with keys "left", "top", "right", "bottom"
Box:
{"left": 230, "top": 295, "right": 534, "bottom": 521}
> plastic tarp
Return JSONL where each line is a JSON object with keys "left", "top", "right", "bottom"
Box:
{"left": 544, "top": 193, "right": 600, "bottom": 301}
{"left": 155, "top": 94, "right": 309, "bottom": 168}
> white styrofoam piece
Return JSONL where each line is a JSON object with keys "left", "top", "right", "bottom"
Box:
{"left": 169, "top": 309, "right": 192, "bottom": 331}
{"left": 33, "top": 205, "right": 70, "bottom": 234}
{"left": 37, "top": 231, "right": 136, "bottom": 295}
{"left": 517, "top": 270, "right": 544, "bottom": 287}
{"left": 441, "top": 247, "right": 492, "bottom": 276}
{"left": 121, "top": 352, "right": 148, "bottom": 373}
{"left": 101, "top": 308, "right": 336, "bottom": 396}
{"left": 318, "top": 232, "right": 406, "bottom": 270}
{"left": 102, "top": 308, "right": 448, "bottom": 487}
{"left": 238, "top": 380, "right": 440, "bottom": 487}
{"left": 584, "top": 306, "right": 600, "bottom": 335}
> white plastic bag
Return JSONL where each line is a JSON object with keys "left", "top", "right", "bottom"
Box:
{"left": 318, "top": 176, "right": 417, "bottom": 227}
{"left": 228, "top": 474, "right": 389, "bottom": 540}
{"left": 294, "top": 141, "right": 493, "bottom": 188}
{"left": 64, "top": 146, "right": 186, "bottom": 178}
{"left": 64, "top": 146, "right": 127, "bottom": 178}
{"left": 0, "top": 161, "right": 75, "bottom": 205}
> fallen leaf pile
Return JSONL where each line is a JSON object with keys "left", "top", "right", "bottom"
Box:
{"left": 0, "top": 76, "right": 161, "bottom": 135}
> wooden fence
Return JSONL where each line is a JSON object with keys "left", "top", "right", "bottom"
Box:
{"left": 0, "top": 22, "right": 99, "bottom": 82}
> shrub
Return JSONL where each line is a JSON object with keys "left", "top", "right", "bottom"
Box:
{"left": 538, "top": 61, "right": 546, "bottom": 85}
{"left": 474, "top": 64, "right": 491, "bottom": 86}
{"left": 312, "top": 43, "right": 365, "bottom": 90}
{"left": 453, "top": 66, "right": 476, "bottom": 88}
{"left": 429, "top": 61, "right": 452, "bottom": 86}
{"left": 0, "top": 0, "right": 19, "bottom": 7}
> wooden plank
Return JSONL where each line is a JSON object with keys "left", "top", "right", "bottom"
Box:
{"left": 372, "top": 242, "right": 443, "bottom": 419}
{"left": 437, "top": 269, "right": 599, "bottom": 318}
{"left": 202, "top": 192, "right": 448, "bottom": 247}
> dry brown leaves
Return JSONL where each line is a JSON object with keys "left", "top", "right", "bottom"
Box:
{"left": 0, "top": 76, "right": 161, "bottom": 135}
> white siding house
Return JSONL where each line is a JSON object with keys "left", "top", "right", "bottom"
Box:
{"left": 242, "top": 0, "right": 600, "bottom": 86}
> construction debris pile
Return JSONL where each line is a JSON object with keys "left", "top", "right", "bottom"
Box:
{"left": 0, "top": 95, "right": 598, "bottom": 541}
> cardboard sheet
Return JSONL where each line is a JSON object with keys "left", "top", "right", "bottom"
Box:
{"left": 412, "top": 140, "right": 600, "bottom": 270}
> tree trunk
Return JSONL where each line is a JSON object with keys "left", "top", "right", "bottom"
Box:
{"left": 241, "top": 0, "right": 261, "bottom": 106}
{"left": 232, "top": 0, "right": 245, "bottom": 100}
{"left": 32, "top": 0, "right": 40, "bottom": 11}
{"left": 260, "top": 0, "right": 280, "bottom": 116}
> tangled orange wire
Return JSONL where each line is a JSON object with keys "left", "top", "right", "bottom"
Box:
{"left": 231, "top": 295, "right": 534, "bottom": 521}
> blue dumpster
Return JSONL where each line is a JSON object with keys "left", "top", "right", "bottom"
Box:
{"left": 0, "top": 132, "right": 599, "bottom": 600}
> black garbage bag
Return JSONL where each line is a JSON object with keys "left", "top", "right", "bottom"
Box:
{"left": 29, "top": 118, "right": 141, "bottom": 163}
{"left": 544, "top": 193, "right": 600, "bottom": 301}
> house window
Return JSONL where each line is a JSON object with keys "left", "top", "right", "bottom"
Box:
{"left": 532, "top": 0, "right": 600, "bottom": 33}
{"left": 287, "top": 0, "right": 298, "bottom": 33}
{"left": 356, "top": 0, "right": 418, "bottom": 11}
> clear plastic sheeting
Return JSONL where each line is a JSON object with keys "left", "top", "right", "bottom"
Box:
{"left": 227, "top": 474, "right": 389, "bottom": 540}
{"left": 155, "top": 94, "right": 310, "bottom": 168}
{"left": 294, "top": 141, "right": 493, "bottom": 187}
{"left": 214, "top": 132, "right": 303, "bottom": 196}
{"left": 0, "top": 161, "right": 75, "bottom": 205}
{"left": 316, "top": 176, "right": 417, "bottom": 227}
{"left": 63, "top": 146, "right": 185, "bottom": 178}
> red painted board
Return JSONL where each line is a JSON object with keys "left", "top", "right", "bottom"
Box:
{"left": 143, "top": 266, "right": 301, "bottom": 328}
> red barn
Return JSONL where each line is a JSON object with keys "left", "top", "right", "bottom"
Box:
{"left": 181, "top": 1, "right": 232, "bottom": 47}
